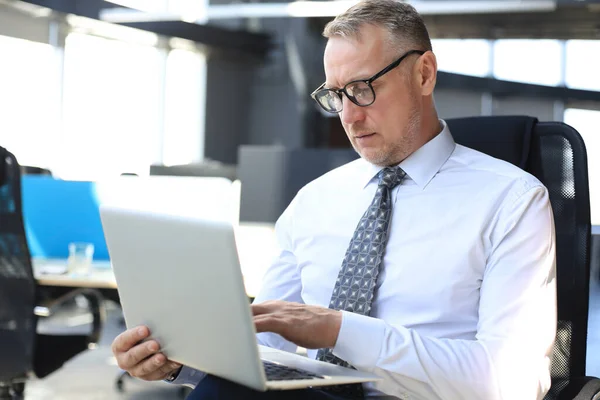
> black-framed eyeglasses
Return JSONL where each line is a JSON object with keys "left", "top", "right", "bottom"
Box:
{"left": 311, "top": 49, "right": 425, "bottom": 114}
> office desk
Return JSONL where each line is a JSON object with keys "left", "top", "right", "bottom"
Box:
{"left": 33, "top": 259, "right": 117, "bottom": 289}
{"left": 33, "top": 258, "right": 120, "bottom": 305}
{"left": 32, "top": 258, "right": 261, "bottom": 299}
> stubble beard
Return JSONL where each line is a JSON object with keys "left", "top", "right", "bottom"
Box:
{"left": 352, "top": 108, "right": 421, "bottom": 167}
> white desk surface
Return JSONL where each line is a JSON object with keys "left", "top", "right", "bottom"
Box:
{"left": 33, "top": 258, "right": 117, "bottom": 289}
{"left": 33, "top": 257, "right": 265, "bottom": 298}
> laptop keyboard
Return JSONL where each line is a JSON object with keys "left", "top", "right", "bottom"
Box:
{"left": 263, "top": 361, "right": 325, "bottom": 381}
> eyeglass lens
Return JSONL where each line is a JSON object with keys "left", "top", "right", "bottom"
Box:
{"left": 316, "top": 81, "right": 375, "bottom": 112}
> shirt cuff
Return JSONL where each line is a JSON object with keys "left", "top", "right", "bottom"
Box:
{"left": 332, "top": 310, "right": 386, "bottom": 371}
{"left": 168, "top": 366, "right": 206, "bottom": 387}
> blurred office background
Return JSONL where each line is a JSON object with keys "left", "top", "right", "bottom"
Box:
{"left": 0, "top": 0, "right": 599, "bottom": 398}
{"left": 2, "top": 0, "right": 600, "bottom": 223}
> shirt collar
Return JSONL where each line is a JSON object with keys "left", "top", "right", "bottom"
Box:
{"left": 360, "top": 119, "right": 456, "bottom": 190}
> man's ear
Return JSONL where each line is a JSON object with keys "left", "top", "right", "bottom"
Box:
{"left": 417, "top": 51, "right": 437, "bottom": 96}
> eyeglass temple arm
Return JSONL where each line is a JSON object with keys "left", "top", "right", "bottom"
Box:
{"left": 367, "top": 50, "right": 426, "bottom": 84}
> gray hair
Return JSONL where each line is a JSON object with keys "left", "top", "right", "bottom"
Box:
{"left": 323, "top": 0, "right": 432, "bottom": 53}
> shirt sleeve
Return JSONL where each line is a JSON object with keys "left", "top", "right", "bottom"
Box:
{"left": 169, "top": 366, "right": 207, "bottom": 387}
{"left": 333, "top": 185, "right": 556, "bottom": 400}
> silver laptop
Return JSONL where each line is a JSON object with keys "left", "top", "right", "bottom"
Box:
{"left": 99, "top": 205, "right": 381, "bottom": 391}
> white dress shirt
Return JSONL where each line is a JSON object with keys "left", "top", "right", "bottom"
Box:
{"left": 176, "top": 120, "right": 556, "bottom": 400}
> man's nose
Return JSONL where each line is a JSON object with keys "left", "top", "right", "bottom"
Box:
{"left": 339, "top": 96, "right": 366, "bottom": 125}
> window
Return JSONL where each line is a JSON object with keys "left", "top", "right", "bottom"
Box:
{"left": 0, "top": 35, "right": 59, "bottom": 169}
{"left": 59, "top": 33, "right": 163, "bottom": 180}
{"left": 431, "top": 39, "right": 491, "bottom": 77}
{"left": 564, "top": 108, "right": 600, "bottom": 225}
{"left": 163, "top": 48, "right": 206, "bottom": 166}
{"left": 565, "top": 40, "right": 600, "bottom": 92}
{"left": 493, "top": 39, "right": 562, "bottom": 86}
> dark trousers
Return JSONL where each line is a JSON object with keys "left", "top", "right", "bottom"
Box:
{"left": 186, "top": 375, "right": 362, "bottom": 400}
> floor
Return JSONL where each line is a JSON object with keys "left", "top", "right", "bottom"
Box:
{"left": 20, "top": 245, "right": 600, "bottom": 399}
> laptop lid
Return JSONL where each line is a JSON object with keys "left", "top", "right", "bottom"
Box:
{"left": 100, "top": 205, "right": 269, "bottom": 391}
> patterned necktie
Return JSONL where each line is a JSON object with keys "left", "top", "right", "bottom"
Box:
{"left": 316, "top": 166, "right": 406, "bottom": 398}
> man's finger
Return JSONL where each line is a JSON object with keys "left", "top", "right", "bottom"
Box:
{"left": 146, "top": 362, "right": 182, "bottom": 381}
{"left": 112, "top": 326, "right": 150, "bottom": 354}
{"left": 251, "top": 300, "right": 288, "bottom": 315}
{"left": 128, "top": 353, "right": 167, "bottom": 378}
{"left": 253, "top": 313, "right": 286, "bottom": 333}
{"left": 117, "top": 339, "right": 161, "bottom": 370}
{"left": 251, "top": 303, "right": 270, "bottom": 316}
{"left": 138, "top": 362, "right": 181, "bottom": 381}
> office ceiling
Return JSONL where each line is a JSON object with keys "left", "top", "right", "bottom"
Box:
{"left": 15, "top": 0, "right": 273, "bottom": 57}
{"left": 307, "top": 0, "right": 600, "bottom": 40}
{"left": 422, "top": 3, "right": 600, "bottom": 40}
{"left": 11, "top": 0, "right": 600, "bottom": 49}
{"left": 98, "top": 0, "right": 600, "bottom": 41}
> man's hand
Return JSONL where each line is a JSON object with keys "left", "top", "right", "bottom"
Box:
{"left": 112, "top": 325, "right": 182, "bottom": 381}
{"left": 252, "top": 301, "right": 342, "bottom": 349}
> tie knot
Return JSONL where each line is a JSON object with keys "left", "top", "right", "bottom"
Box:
{"left": 378, "top": 167, "right": 406, "bottom": 189}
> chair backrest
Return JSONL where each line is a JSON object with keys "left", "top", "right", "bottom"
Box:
{"left": 447, "top": 116, "right": 592, "bottom": 398}
{"left": 0, "top": 147, "right": 37, "bottom": 384}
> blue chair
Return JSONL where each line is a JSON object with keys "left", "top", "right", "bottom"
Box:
{"left": 21, "top": 176, "right": 110, "bottom": 261}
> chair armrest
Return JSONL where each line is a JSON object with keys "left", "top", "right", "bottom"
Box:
{"left": 35, "top": 288, "right": 107, "bottom": 344}
{"left": 557, "top": 376, "right": 600, "bottom": 400}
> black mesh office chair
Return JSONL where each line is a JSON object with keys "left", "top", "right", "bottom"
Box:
{"left": 0, "top": 146, "right": 106, "bottom": 399}
{"left": 447, "top": 116, "right": 599, "bottom": 400}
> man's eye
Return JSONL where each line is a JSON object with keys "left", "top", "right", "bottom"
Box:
{"left": 355, "top": 88, "right": 370, "bottom": 99}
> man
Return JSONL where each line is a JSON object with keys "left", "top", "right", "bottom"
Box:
{"left": 111, "top": 0, "right": 557, "bottom": 399}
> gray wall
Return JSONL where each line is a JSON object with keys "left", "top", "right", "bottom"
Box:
{"left": 246, "top": 18, "right": 326, "bottom": 149}
{"left": 434, "top": 89, "right": 485, "bottom": 118}
{"left": 246, "top": 19, "right": 304, "bottom": 149}
{"left": 434, "top": 90, "right": 561, "bottom": 121}
{"left": 203, "top": 56, "right": 255, "bottom": 164}
{"left": 204, "top": 18, "right": 326, "bottom": 163}
{"left": 238, "top": 146, "right": 358, "bottom": 222}
{"left": 492, "top": 96, "right": 558, "bottom": 120}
